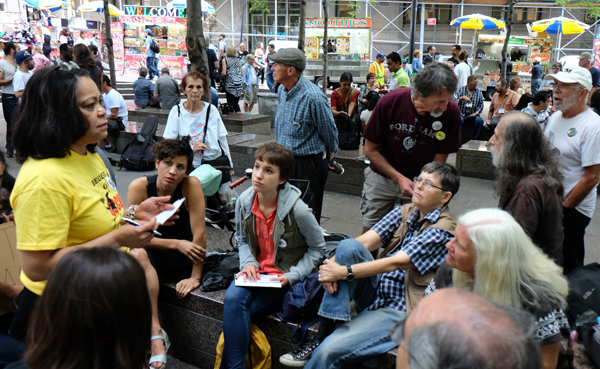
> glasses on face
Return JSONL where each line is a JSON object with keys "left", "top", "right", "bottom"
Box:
{"left": 414, "top": 176, "right": 447, "bottom": 191}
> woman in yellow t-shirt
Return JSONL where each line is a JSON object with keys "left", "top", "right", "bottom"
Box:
{"left": 10, "top": 67, "right": 174, "bottom": 369}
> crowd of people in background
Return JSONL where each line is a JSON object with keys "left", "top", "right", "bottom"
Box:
{"left": 2, "top": 32, "right": 600, "bottom": 369}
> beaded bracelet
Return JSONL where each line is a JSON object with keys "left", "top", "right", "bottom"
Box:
{"left": 126, "top": 205, "right": 138, "bottom": 220}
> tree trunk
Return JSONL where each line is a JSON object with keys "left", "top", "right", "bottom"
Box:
{"left": 104, "top": 0, "right": 116, "bottom": 91}
{"left": 322, "top": 0, "right": 328, "bottom": 93}
{"left": 187, "top": 0, "right": 209, "bottom": 85}
{"left": 298, "top": 0, "right": 306, "bottom": 51}
{"left": 500, "top": 0, "right": 515, "bottom": 81}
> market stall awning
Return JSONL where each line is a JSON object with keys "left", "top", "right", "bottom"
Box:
{"left": 23, "top": 0, "right": 64, "bottom": 12}
{"left": 77, "top": 1, "right": 124, "bottom": 17}
{"left": 530, "top": 17, "right": 590, "bottom": 35}
{"left": 451, "top": 14, "right": 505, "bottom": 30}
{"left": 166, "top": 0, "right": 216, "bottom": 13}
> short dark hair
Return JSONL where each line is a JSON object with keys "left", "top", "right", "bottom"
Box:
{"left": 102, "top": 74, "right": 112, "bottom": 87}
{"left": 59, "top": 43, "right": 70, "bottom": 54}
{"left": 151, "top": 136, "right": 194, "bottom": 174}
{"left": 268, "top": 44, "right": 275, "bottom": 50}
{"left": 13, "top": 68, "right": 96, "bottom": 163}
{"left": 24, "top": 248, "right": 151, "bottom": 369}
{"left": 467, "top": 75, "right": 478, "bottom": 84}
{"left": 452, "top": 44, "right": 461, "bottom": 51}
{"left": 4, "top": 42, "right": 17, "bottom": 55}
{"left": 89, "top": 44, "right": 98, "bottom": 55}
{"left": 366, "top": 91, "right": 380, "bottom": 111}
{"left": 427, "top": 45, "right": 435, "bottom": 52}
{"left": 532, "top": 91, "right": 550, "bottom": 106}
{"left": 254, "top": 143, "right": 294, "bottom": 185}
{"left": 496, "top": 79, "right": 508, "bottom": 88}
{"left": 421, "top": 162, "right": 460, "bottom": 201}
{"left": 387, "top": 51, "right": 401, "bottom": 64}
{"left": 591, "top": 89, "right": 600, "bottom": 114}
{"left": 340, "top": 72, "right": 353, "bottom": 83}
{"left": 411, "top": 63, "right": 458, "bottom": 98}
{"left": 181, "top": 71, "right": 209, "bottom": 98}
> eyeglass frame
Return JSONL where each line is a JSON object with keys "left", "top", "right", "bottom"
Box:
{"left": 413, "top": 176, "right": 449, "bottom": 192}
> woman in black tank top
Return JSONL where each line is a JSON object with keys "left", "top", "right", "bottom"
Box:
{"left": 126, "top": 137, "right": 206, "bottom": 299}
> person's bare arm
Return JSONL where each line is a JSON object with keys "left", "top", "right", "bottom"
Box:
{"left": 319, "top": 248, "right": 414, "bottom": 282}
{"left": 19, "top": 219, "right": 157, "bottom": 282}
{"left": 15, "top": 90, "right": 23, "bottom": 99}
{"left": 540, "top": 342, "right": 560, "bottom": 369}
{"left": 348, "top": 101, "right": 357, "bottom": 117}
{"left": 214, "top": 60, "right": 219, "bottom": 69}
{"left": 175, "top": 177, "right": 207, "bottom": 298}
{"left": 0, "top": 71, "right": 13, "bottom": 87}
{"left": 364, "top": 139, "right": 414, "bottom": 196}
{"left": 154, "top": 93, "right": 160, "bottom": 98}
{"left": 564, "top": 164, "right": 600, "bottom": 208}
{"left": 221, "top": 58, "right": 227, "bottom": 76}
{"left": 107, "top": 107, "right": 119, "bottom": 120}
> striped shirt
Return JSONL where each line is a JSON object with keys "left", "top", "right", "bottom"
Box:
{"left": 368, "top": 205, "right": 452, "bottom": 312}
{"left": 275, "top": 76, "right": 338, "bottom": 156}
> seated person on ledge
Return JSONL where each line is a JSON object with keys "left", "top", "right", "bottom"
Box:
{"left": 331, "top": 72, "right": 360, "bottom": 123}
{"left": 126, "top": 136, "right": 207, "bottom": 299}
{"left": 279, "top": 162, "right": 460, "bottom": 368}
{"left": 219, "top": 142, "right": 325, "bottom": 369}
{"left": 424, "top": 208, "right": 569, "bottom": 369}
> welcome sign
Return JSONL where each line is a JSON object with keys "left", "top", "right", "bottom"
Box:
{"left": 123, "top": 5, "right": 186, "bottom": 18}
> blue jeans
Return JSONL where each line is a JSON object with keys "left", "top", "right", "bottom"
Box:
{"left": 146, "top": 56, "right": 158, "bottom": 79}
{"left": 220, "top": 282, "right": 289, "bottom": 369}
{"left": 2, "top": 94, "right": 18, "bottom": 151}
{"left": 531, "top": 78, "right": 542, "bottom": 96}
{"left": 267, "top": 70, "right": 275, "bottom": 93}
{"left": 318, "top": 239, "right": 380, "bottom": 321}
{"left": 461, "top": 114, "right": 485, "bottom": 140}
{"left": 0, "top": 334, "right": 24, "bottom": 368}
{"left": 305, "top": 306, "right": 405, "bottom": 369}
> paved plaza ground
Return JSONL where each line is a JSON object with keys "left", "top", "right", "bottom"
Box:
{"left": 3, "top": 78, "right": 600, "bottom": 368}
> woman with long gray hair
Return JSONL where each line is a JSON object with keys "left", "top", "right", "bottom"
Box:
{"left": 424, "top": 208, "right": 569, "bottom": 369}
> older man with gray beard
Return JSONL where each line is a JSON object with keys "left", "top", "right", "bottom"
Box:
{"left": 360, "top": 63, "right": 462, "bottom": 233}
{"left": 543, "top": 66, "right": 600, "bottom": 274}
{"left": 489, "top": 112, "right": 564, "bottom": 265}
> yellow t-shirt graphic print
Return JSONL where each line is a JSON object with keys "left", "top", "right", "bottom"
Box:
{"left": 11, "top": 151, "right": 124, "bottom": 295}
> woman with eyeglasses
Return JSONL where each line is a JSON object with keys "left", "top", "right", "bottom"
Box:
{"left": 357, "top": 73, "right": 379, "bottom": 112}
{"left": 424, "top": 208, "right": 569, "bottom": 369}
{"left": 541, "top": 62, "right": 562, "bottom": 92}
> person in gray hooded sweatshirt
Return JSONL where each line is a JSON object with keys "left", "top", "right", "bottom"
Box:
{"left": 219, "top": 142, "right": 325, "bottom": 369}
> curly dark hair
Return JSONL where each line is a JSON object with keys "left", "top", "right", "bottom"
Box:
{"left": 151, "top": 136, "right": 194, "bottom": 174}
{"left": 495, "top": 112, "right": 564, "bottom": 204}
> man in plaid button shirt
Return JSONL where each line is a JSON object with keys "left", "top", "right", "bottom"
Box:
{"left": 453, "top": 74, "right": 485, "bottom": 140}
{"left": 271, "top": 48, "right": 338, "bottom": 224}
{"left": 279, "top": 162, "right": 460, "bottom": 368}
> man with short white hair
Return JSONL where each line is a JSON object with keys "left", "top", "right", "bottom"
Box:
{"left": 544, "top": 66, "right": 600, "bottom": 274}
{"left": 579, "top": 51, "right": 600, "bottom": 89}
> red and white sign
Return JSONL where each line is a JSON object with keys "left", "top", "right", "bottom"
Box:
{"left": 427, "top": 18, "right": 436, "bottom": 25}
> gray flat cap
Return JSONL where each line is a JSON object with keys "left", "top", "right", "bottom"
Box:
{"left": 580, "top": 51, "right": 593, "bottom": 61}
{"left": 269, "top": 48, "right": 306, "bottom": 71}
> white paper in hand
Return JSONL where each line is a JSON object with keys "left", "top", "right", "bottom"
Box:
{"left": 235, "top": 274, "right": 282, "bottom": 288}
{"left": 155, "top": 197, "right": 185, "bottom": 225}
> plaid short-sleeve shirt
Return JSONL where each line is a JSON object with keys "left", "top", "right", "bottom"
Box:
{"left": 368, "top": 205, "right": 452, "bottom": 312}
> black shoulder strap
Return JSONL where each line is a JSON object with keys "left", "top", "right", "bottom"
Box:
{"left": 202, "top": 102, "right": 211, "bottom": 144}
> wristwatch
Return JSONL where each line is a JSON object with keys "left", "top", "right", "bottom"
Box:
{"left": 346, "top": 265, "right": 355, "bottom": 282}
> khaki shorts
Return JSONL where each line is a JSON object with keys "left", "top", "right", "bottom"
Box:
{"left": 360, "top": 167, "right": 412, "bottom": 229}
{"left": 243, "top": 85, "right": 259, "bottom": 105}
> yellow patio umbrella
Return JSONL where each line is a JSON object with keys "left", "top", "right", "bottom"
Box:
{"left": 451, "top": 14, "right": 506, "bottom": 59}
{"left": 530, "top": 17, "right": 590, "bottom": 62}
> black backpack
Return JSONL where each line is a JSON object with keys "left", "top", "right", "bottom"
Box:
{"left": 337, "top": 113, "right": 361, "bottom": 150}
{"left": 566, "top": 263, "right": 600, "bottom": 324}
{"left": 120, "top": 115, "right": 159, "bottom": 171}
{"left": 150, "top": 38, "right": 160, "bottom": 54}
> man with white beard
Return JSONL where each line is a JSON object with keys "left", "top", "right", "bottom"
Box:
{"left": 361, "top": 63, "right": 461, "bottom": 233}
{"left": 543, "top": 66, "right": 600, "bottom": 274}
{"left": 489, "top": 112, "right": 564, "bottom": 265}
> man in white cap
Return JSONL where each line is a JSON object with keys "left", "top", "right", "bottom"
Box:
{"left": 579, "top": 51, "right": 600, "bottom": 99}
{"left": 544, "top": 66, "right": 600, "bottom": 274}
{"left": 531, "top": 57, "right": 543, "bottom": 95}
